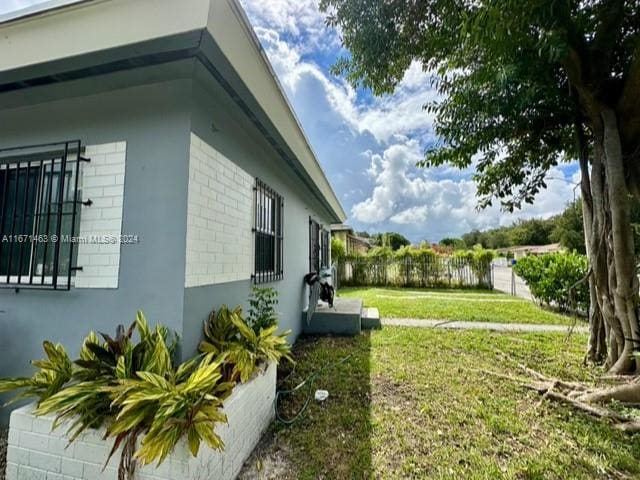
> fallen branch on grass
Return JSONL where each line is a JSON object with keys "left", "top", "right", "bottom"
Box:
{"left": 477, "top": 354, "right": 640, "bottom": 434}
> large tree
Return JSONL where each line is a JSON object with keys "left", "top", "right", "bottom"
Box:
{"left": 321, "top": 0, "right": 640, "bottom": 374}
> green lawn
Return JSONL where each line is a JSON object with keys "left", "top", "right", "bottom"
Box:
{"left": 241, "top": 328, "right": 640, "bottom": 479}
{"left": 338, "top": 287, "right": 576, "bottom": 325}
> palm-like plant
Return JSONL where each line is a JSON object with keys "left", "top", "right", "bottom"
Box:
{"left": 0, "top": 297, "right": 293, "bottom": 480}
{"left": 108, "top": 353, "right": 233, "bottom": 467}
{"left": 0, "top": 341, "right": 73, "bottom": 404}
{"left": 200, "top": 305, "right": 293, "bottom": 383}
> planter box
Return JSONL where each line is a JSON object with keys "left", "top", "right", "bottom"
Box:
{"left": 5, "top": 362, "right": 276, "bottom": 480}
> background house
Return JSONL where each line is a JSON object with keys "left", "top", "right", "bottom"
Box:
{"left": 0, "top": 0, "right": 345, "bottom": 420}
{"left": 331, "top": 224, "right": 371, "bottom": 256}
{"left": 496, "top": 243, "right": 564, "bottom": 260}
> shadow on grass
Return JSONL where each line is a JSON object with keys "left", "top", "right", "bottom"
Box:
{"left": 240, "top": 332, "right": 372, "bottom": 479}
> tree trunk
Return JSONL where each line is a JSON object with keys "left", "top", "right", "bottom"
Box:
{"left": 577, "top": 122, "right": 608, "bottom": 364}
{"left": 584, "top": 134, "right": 622, "bottom": 368}
{"left": 601, "top": 109, "right": 640, "bottom": 374}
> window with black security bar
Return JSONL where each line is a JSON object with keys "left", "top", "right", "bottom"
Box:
{"left": 0, "top": 141, "right": 90, "bottom": 290}
{"left": 309, "top": 218, "right": 320, "bottom": 273}
{"left": 253, "top": 178, "right": 283, "bottom": 284}
{"left": 320, "top": 229, "right": 330, "bottom": 268}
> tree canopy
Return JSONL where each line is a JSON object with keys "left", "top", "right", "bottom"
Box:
{"left": 371, "top": 231, "right": 411, "bottom": 251}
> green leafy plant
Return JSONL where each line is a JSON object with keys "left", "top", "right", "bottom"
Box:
{"left": 108, "top": 353, "right": 233, "bottom": 468}
{"left": 514, "top": 252, "right": 589, "bottom": 312}
{"left": 331, "top": 237, "right": 346, "bottom": 263}
{"left": 0, "top": 341, "right": 72, "bottom": 404}
{"left": 248, "top": 287, "right": 279, "bottom": 333}
{"left": 0, "top": 295, "right": 293, "bottom": 480}
{"left": 200, "top": 305, "right": 293, "bottom": 383}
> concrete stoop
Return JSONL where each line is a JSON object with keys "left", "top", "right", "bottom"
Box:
{"left": 303, "top": 298, "right": 380, "bottom": 335}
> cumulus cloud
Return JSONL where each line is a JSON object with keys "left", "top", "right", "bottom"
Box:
{"left": 240, "top": 0, "right": 341, "bottom": 54}
{"left": 250, "top": 23, "right": 437, "bottom": 145}
{"left": 351, "top": 138, "right": 579, "bottom": 241}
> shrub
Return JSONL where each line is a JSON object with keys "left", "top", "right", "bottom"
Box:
{"left": 199, "top": 305, "right": 292, "bottom": 383}
{"left": 513, "top": 252, "right": 589, "bottom": 312}
{"left": 248, "top": 287, "right": 279, "bottom": 333}
{"left": 0, "top": 294, "right": 293, "bottom": 480}
{"left": 331, "top": 237, "right": 346, "bottom": 263}
{"left": 454, "top": 246, "right": 495, "bottom": 287}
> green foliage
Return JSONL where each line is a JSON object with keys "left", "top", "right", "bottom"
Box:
{"left": 367, "top": 245, "right": 394, "bottom": 260}
{"left": 513, "top": 252, "right": 589, "bottom": 312}
{"left": 0, "top": 295, "right": 293, "bottom": 479}
{"left": 108, "top": 353, "right": 233, "bottom": 466}
{"left": 0, "top": 341, "right": 72, "bottom": 405}
{"left": 550, "top": 200, "right": 585, "bottom": 254}
{"left": 320, "top": 1, "right": 640, "bottom": 213}
{"left": 370, "top": 232, "right": 410, "bottom": 251}
{"left": 460, "top": 217, "right": 557, "bottom": 250}
{"left": 34, "top": 313, "right": 178, "bottom": 444}
{"left": 439, "top": 237, "right": 465, "bottom": 250}
{"left": 331, "top": 237, "right": 346, "bottom": 263}
{"left": 248, "top": 287, "right": 279, "bottom": 333}
{"left": 200, "top": 305, "right": 293, "bottom": 383}
{"left": 454, "top": 246, "right": 495, "bottom": 287}
{"left": 549, "top": 199, "right": 640, "bottom": 256}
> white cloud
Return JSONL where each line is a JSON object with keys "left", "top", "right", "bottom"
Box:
{"left": 251, "top": 25, "right": 437, "bottom": 144}
{"left": 240, "top": 0, "right": 340, "bottom": 53}
{"left": 351, "top": 138, "right": 579, "bottom": 241}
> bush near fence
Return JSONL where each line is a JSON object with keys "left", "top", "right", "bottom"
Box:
{"left": 337, "top": 246, "right": 495, "bottom": 289}
{"left": 513, "top": 251, "right": 589, "bottom": 312}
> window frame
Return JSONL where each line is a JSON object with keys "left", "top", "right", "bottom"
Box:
{"left": 320, "top": 229, "right": 330, "bottom": 268}
{"left": 309, "top": 217, "right": 320, "bottom": 273}
{"left": 0, "top": 140, "right": 89, "bottom": 290}
{"left": 252, "top": 178, "right": 283, "bottom": 284}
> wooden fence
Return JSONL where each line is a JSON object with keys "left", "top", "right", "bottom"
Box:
{"left": 337, "top": 257, "right": 493, "bottom": 289}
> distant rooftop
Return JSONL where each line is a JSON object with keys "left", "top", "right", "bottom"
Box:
{"left": 496, "top": 243, "right": 563, "bottom": 253}
{"left": 331, "top": 223, "right": 353, "bottom": 232}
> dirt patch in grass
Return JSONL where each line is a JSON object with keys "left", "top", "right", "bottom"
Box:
{"left": 241, "top": 328, "right": 640, "bottom": 479}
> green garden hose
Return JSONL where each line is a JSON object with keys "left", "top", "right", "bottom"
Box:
{"left": 275, "top": 353, "right": 353, "bottom": 425}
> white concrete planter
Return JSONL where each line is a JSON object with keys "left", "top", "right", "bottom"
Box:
{"left": 5, "top": 362, "right": 276, "bottom": 480}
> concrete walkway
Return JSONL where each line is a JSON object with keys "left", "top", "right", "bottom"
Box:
{"left": 382, "top": 317, "right": 589, "bottom": 334}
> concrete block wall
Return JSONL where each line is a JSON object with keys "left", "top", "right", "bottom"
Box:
{"left": 6, "top": 362, "right": 276, "bottom": 480}
{"left": 74, "top": 142, "right": 127, "bottom": 289}
{"left": 185, "top": 133, "right": 253, "bottom": 288}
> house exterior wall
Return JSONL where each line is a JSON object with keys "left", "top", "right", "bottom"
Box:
{"left": 0, "top": 77, "right": 192, "bottom": 422}
{"left": 180, "top": 78, "right": 335, "bottom": 357}
{"left": 0, "top": 65, "right": 339, "bottom": 419}
{"left": 74, "top": 142, "right": 127, "bottom": 289}
{"left": 185, "top": 134, "right": 253, "bottom": 287}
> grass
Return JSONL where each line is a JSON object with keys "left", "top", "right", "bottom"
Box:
{"left": 338, "top": 287, "right": 576, "bottom": 325}
{"left": 247, "top": 328, "right": 640, "bottom": 479}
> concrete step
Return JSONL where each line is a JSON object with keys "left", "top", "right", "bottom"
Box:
{"left": 303, "top": 298, "right": 362, "bottom": 336}
{"left": 361, "top": 307, "right": 381, "bottom": 330}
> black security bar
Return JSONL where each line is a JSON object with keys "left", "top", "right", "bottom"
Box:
{"left": 252, "top": 178, "right": 284, "bottom": 284}
{"left": 0, "top": 140, "right": 89, "bottom": 290}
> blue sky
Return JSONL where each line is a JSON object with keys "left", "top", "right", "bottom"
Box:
{"left": 2, "top": 0, "right": 580, "bottom": 242}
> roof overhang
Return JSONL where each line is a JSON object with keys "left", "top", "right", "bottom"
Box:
{"left": 0, "top": 0, "right": 347, "bottom": 223}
